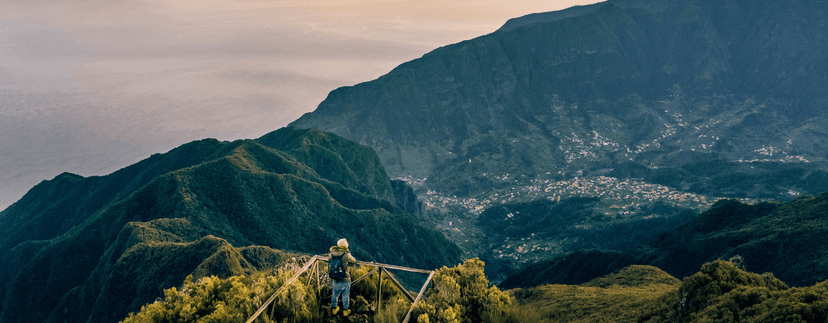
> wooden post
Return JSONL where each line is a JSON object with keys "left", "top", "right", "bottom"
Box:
{"left": 402, "top": 271, "right": 435, "bottom": 323}
{"left": 268, "top": 291, "right": 277, "bottom": 321}
{"left": 376, "top": 269, "right": 383, "bottom": 314}
{"left": 314, "top": 260, "right": 321, "bottom": 296}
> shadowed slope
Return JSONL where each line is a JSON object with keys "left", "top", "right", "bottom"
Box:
{"left": 292, "top": 0, "right": 828, "bottom": 198}
{"left": 502, "top": 192, "right": 828, "bottom": 289}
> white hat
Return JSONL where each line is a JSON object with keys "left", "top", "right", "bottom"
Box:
{"left": 337, "top": 238, "right": 349, "bottom": 248}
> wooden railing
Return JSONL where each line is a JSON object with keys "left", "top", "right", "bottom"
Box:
{"left": 245, "top": 255, "right": 436, "bottom": 323}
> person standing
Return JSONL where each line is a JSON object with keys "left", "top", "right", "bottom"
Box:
{"left": 329, "top": 238, "right": 357, "bottom": 316}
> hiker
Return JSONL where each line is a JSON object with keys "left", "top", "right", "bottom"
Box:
{"left": 329, "top": 238, "right": 357, "bottom": 316}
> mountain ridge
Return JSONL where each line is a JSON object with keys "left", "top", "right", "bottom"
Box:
{"left": 0, "top": 127, "right": 461, "bottom": 323}
{"left": 498, "top": 3, "right": 608, "bottom": 31}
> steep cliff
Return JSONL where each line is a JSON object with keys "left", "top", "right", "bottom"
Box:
{"left": 292, "top": 0, "right": 828, "bottom": 197}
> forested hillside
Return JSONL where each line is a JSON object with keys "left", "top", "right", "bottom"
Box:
{"left": 0, "top": 127, "right": 461, "bottom": 323}
{"left": 502, "top": 192, "right": 828, "bottom": 289}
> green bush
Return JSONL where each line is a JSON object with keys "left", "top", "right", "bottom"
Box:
{"left": 676, "top": 261, "right": 828, "bottom": 323}
{"left": 642, "top": 260, "right": 828, "bottom": 323}
{"left": 414, "top": 258, "right": 512, "bottom": 323}
{"left": 120, "top": 264, "right": 318, "bottom": 323}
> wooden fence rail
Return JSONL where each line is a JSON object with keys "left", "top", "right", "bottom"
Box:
{"left": 245, "top": 255, "right": 436, "bottom": 323}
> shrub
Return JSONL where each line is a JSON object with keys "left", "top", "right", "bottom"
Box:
{"left": 415, "top": 258, "right": 512, "bottom": 323}
{"left": 120, "top": 264, "right": 318, "bottom": 323}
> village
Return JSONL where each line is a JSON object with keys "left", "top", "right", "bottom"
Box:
{"left": 397, "top": 174, "right": 757, "bottom": 267}
{"left": 417, "top": 174, "right": 719, "bottom": 217}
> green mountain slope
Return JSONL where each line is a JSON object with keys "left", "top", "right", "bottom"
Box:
{"left": 509, "top": 265, "right": 681, "bottom": 322}
{"left": 512, "top": 260, "right": 828, "bottom": 323}
{"left": 0, "top": 127, "right": 461, "bottom": 323}
{"left": 291, "top": 0, "right": 828, "bottom": 199}
{"left": 0, "top": 139, "right": 226, "bottom": 253}
{"left": 501, "top": 192, "right": 828, "bottom": 289}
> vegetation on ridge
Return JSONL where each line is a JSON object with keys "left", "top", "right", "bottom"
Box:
{"left": 512, "top": 259, "right": 828, "bottom": 323}
{"left": 121, "top": 257, "right": 828, "bottom": 323}
{"left": 120, "top": 258, "right": 532, "bottom": 323}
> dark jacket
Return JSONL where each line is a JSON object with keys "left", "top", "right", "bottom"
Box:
{"left": 329, "top": 246, "right": 357, "bottom": 282}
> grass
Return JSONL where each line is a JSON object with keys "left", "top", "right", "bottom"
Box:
{"left": 509, "top": 265, "right": 680, "bottom": 323}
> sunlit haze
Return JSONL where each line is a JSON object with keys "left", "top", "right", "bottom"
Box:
{"left": 0, "top": 0, "right": 604, "bottom": 210}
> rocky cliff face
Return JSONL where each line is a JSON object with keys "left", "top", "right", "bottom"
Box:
{"left": 291, "top": 0, "right": 828, "bottom": 197}
{"left": 390, "top": 179, "right": 423, "bottom": 217}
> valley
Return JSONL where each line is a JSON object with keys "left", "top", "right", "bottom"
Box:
{"left": 404, "top": 174, "right": 742, "bottom": 282}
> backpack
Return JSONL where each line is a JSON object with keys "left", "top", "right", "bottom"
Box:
{"left": 329, "top": 254, "right": 347, "bottom": 281}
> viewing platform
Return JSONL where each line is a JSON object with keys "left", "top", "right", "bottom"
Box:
{"left": 246, "top": 255, "right": 435, "bottom": 323}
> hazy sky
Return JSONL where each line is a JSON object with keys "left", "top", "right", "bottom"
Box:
{"left": 0, "top": 0, "right": 604, "bottom": 210}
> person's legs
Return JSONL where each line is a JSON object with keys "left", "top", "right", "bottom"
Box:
{"left": 342, "top": 282, "right": 351, "bottom": 310}
{"left": 331, "top": 281, "right": 345, "bottom": 308}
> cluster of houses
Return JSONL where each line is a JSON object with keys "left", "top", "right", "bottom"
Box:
{"left": 421, "top": 175, "right": 716, "bottom": 217}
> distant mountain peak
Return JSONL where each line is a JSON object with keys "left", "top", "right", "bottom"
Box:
{"left": 292, "top": 0, "right": 828, "bottom": 198}
{"left": 497, "top": 2, "right": 608, "bottom": 32}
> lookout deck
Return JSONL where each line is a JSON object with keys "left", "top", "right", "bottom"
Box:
{"left": 245, "top": 255, "right": 436, "bottom": 323}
